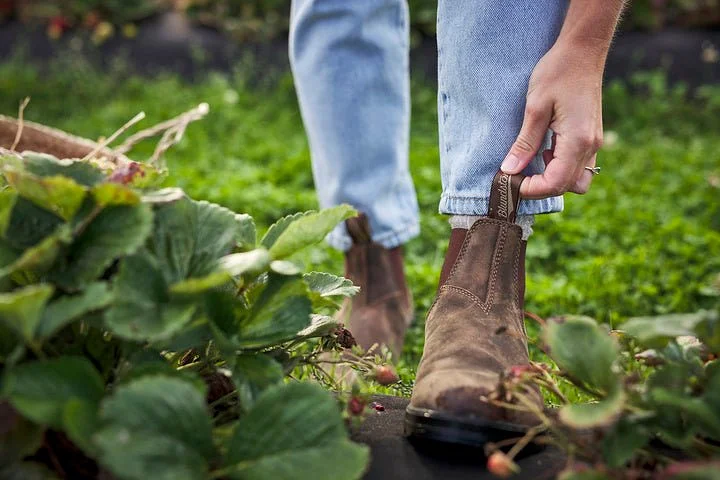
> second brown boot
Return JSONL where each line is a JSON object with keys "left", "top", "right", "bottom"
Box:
{"left": 337, "top": 214, "right": 414, "bottom": 359}
{"left": 405, "top": 171, "right": 542, "bottom": 447}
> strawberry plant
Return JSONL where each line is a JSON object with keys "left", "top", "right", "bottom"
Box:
{"left": 0, "top": 146, "right": 373, "bottom": 479}
{"left": 485, "top": 309, "right": 720, "bottom": 479}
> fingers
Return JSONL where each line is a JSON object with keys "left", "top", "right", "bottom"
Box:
{"left": 570, "top": 154, "right": 596, "bottom": 194}
{"left": 501, "top": 100, "right": 552, "bottom": 174}
{"left": 541, "top": 132, "right": 557, "bottom": 166}
{"left": 519, "top": 130, "right": 602, "bottom": 199}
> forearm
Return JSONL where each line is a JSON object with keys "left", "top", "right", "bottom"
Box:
{"left": 556, "top": 0, "right": 626, "bottom": 67}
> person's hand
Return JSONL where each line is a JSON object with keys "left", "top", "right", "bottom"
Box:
{"left": 500, "top": 41, "right": 605, "bottom": 199}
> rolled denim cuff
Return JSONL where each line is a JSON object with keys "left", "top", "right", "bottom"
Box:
{"left": 439, "top": 195, "right": 564, "bottom": 216}
{"left": 326, "top": 219, "right": 420, "bottom": 252}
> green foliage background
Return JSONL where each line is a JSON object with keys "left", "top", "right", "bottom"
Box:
{"left": 0, "top": 54, "right": 718, "bottom": 390}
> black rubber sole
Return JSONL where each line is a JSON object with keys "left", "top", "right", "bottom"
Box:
{"left": 404, "top": 405, "right": 532, "bottom": 449}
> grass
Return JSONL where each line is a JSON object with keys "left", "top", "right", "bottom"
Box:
{"left": 1, "top": 54, "right": 719, "bottom": 397}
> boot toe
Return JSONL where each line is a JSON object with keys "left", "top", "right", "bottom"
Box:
{"left": 410, "top": 370, "right": 541, "bottom": 426}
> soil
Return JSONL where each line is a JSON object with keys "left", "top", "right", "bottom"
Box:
{"left": 354, "top": 395, "right": 566, "bottom": 480}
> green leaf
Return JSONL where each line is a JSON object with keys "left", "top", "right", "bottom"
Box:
{"left": 559, "top": 388, "right": 626, "bottom": 428}
{"left": 236, "top": 213, "right": 256, "bottom": 250}
{"left": 602, "top": 417, "right": 649, "bottom": 467}
{"left": 37, "top": 282, "right": 113, "bottom": 338}
{"left": 0, "top": 284, "right": 54, "bottom": 343}
{"left": 557, "top": 469, "right": 611, "bottom": 480}
{"left": 104, "top": 252, "right": 196, "bottom": 341}
{"left": 296, "top": 314, "right": 339, "bottom": 339}
{"left": 159, "top": 319, "right": 214, "bottom": 352}
{"left": 63, "top": 399, "right": 101, "bottom": 456}
{"left": 644, "top": 361, "right": 703, "bottom": 447}
{"left": 169, "top": 271, "right": 231, "bottom": 295}
{"left": 0, "top": 323, "right": 20, "bottom": 361}
{"left": 0, "top": 190, "right": 17, "bottom": 236}
{"left": 304, "top": 272, "right": 359, "bottom": 299}
{"left": 260, "top": 211, "right": 311, "bottom": 249}
{"left": 141, "top": 187, "right": 185, "bottom": 204}
{"left": 0, "top": 240, "right": 19, "bottom": 291}
{"left": 5, "top": 198, "right": 64, "bottom": 250}
{"left": 4, "top": 169, "right": 87, "bottom": 221}
{"left": 0, "top": 226, "right": 72, "bottom": 279}
{"left": 650, "top": 387, "right": 720, "bottom": 440}
{"left": 0, "top": 402, "right": 44, "bottom": 465}
{"left": 50, "top": 203, "right": 153, "bottom": 290}
{"left": 623, "top": 312, "right": 711, "bottom": 348}
{"left": 220, "top": 249, "right": 271, "bottom": 277}
{"left": 95, "top": 429, "right": 208, "bottom": 480}
{"left": 113, "top": 351, "right": 206, "bottom": 390}
{"left": 202, "top": 289, "right": 239, "bottom": 343}
{"left": 543, "top": 316, "right": 620, "bottom": 394}
{"left": 270, "top": 260, "right": 303, "bottom": 276}
{"left": 149, "top": 198, "right": 242, "bottom": 284}
{"left": 226, "top": 382, "right": 369, "bottom": 480}
{"left": 22, "top": 153, "right": 105, "bottom": 186}
{"left": 97, "top": 376, "right": 214, "bottom": 463}
{"left": 268, "top": 205, "right": 357, "bottom": 259}
{"left": 692, "top": 311, "right": 720, "bottom": 352}
{"left": 232, "top": 354, "right": 284, "bottom": 408}
{"left": 92, "top": 182, "right": 141, "bottom": 207}
{"left": 238, "top": 274, "right": 312, "bottom": 349}
{"left": 647, "top": 361, "right": 698, "bottom": 393}
{"left": 3, "top": 357, "right": 104, "bottom": 428}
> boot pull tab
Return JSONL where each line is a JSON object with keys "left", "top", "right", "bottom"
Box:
{"left": 346, "top": 212, "right": 373, "bottom": 244}
{"left": 488, "top": 171, "right": 525, "bottom": 223}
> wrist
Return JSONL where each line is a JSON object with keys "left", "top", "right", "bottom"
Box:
{"left": 549, "top": 39, "right": 608, "bottom": 75}
{"left": 554, "top": 0, "right": 625, "bottom": 67}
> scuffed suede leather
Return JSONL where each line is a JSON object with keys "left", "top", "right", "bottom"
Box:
{"left": 338, "top": 214, "right": 413, "bottom": 357}
{"left": 410, "top": 172, "right": 541, "bottom": 425}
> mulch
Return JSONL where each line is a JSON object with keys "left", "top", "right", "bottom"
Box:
{"left": 355, "top": 395, "right": 566, "bottom": 480}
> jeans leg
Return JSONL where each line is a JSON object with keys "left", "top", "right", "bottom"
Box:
{"left": 437, "top": 1, "right": 569, "bottom": 216}
{"left": 289, "top": 0, "right": 420, "bottom": 251}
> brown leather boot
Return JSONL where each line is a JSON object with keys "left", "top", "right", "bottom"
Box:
{"left": 405, "top": 171, "right": 542, "bottom": 447}
{"left": 337, "top": 214, "right": 413, "bottom": 358}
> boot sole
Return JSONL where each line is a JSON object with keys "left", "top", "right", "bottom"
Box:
{"left": 404, "top": 405, "right": 532, "bottom": 449}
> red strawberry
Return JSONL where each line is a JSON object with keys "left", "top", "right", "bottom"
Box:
{"left": 108, "top": 162, "right": 145, "bottom": 184}
{"left": 486, "top": 452, "right": 519, "bottom": 478}
{"left": 47, "top": 16, "right": 70, "bottom": 40}
{"left": 348, "top": 396, "right": 365, "bottom": 416}
{"left": 374, "top": 365, "right": 399, "bottom": 385}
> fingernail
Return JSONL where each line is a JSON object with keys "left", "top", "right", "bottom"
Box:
{"left": 501, "top": 154, "right": 520, "bottom": 173}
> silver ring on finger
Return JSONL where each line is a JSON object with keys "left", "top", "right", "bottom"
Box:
{"left": 584, "top": 166, "right": 601, "bottom": 176}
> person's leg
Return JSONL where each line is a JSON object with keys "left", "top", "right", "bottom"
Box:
{"left": 436, "top": 1, "right": 567, "bottom": 218}
{"left": 407, "top": 0, "right": 569, "bottom": 444}
{"left": 289, "top": 0, "right": 419, "bottom": 252}
{"left": 289, "top": 0, "right": 418, "bottom": 356}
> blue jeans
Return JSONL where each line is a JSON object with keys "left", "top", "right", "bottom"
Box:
{"left": 290, "top": 0, "right": 568, "bottom": 251}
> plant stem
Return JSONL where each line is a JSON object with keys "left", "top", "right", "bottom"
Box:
{"left": 535, "top": 374, "right": 569, "bottom": 405}
{"left": 507, "top": 424, "right": 547, "bottom": 460}
{"left": 524, "top": 310, "right": 547, "bottom": 327}
{"left": 72, "top": 205, "right": 103, "bottom": 238}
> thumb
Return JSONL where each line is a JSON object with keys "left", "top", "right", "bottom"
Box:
{"left": 501, "top": 101, "right": 552, "bottom": 174}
